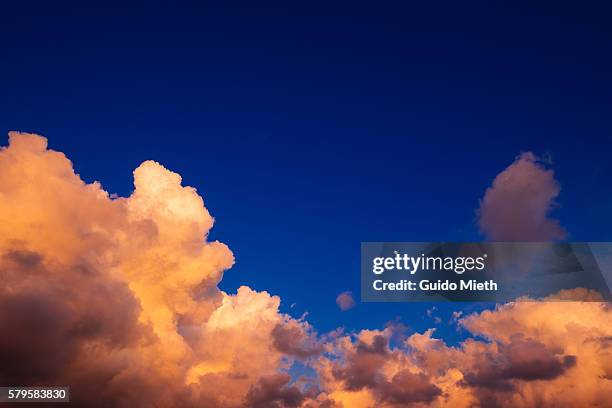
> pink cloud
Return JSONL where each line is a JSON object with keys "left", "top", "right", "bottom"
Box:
{"left": 477, "top": 152, "right": 567, "bottom": 241}
{"left": 336, "top": 291, "right": 356, "bottom": 311}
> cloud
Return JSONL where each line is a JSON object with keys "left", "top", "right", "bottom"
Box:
{"left": 244, "top": 373, "right": 305, "bottom": 408}
{"left": 331, "top": 333, "right": 390, "bottom": 391}
{"left": 477, "top": 152, "right": 567, "bottom": 241}
{"left": 317, "top": 328, "right": 443, "bottom": 407}
{"left": 1, "top": 132, "right": 609, "bottom": 408}
{"left": 460, "top": 335, "right": 576, "bottom": 390}
{"left": 272, "top": 320, "right": 324, "bottom": 359}
{"left": 457, "top": 296, "right": 611, "bottom": 407}
{"left": 335, "top": 291, "right": 356, "bottom": 311}
{"left": 378, "top": 369, "right": 442, "bottom": 405}
{"left": 0, "top": 132, "right": 322, "bottom": 407}
{"left": 317, "top": 294, "right": 611, "bottom": 408}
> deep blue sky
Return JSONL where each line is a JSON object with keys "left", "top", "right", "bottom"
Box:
{"left": 2, "top": 2, "right": 611, "bottom": 340}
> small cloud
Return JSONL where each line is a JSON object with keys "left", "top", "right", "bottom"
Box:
{"left": 336, "top": 291, "right": 356, "bottom": 311}
{"left": 450, "top": 310, "right": 463, "bottom": 324}
{"left": 426, "top": 307, "right": 442, "bottom": 324}
{"left": 477, "top": 152, "right": 566, "bottom": 241}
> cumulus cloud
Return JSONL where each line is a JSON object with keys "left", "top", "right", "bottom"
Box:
{"left": 244, "top": 373, "right": 305, "bottom": 408}
{"left": 335, "top": 291, "right": 356, "bottom": 311}
{"left": 460, "top": 335, "right": 576, "bottom": 389}
{"left": 272, "top": 319, "right": 324, "bottom": 359}
{"left": 477, "top": 152, "right": 567, "bottom": 241}
{"left": 1, "top": 133, "right": 609, "bottom": 408}
{"left": 316, "top": 293, "right": 611, "bottom": 408}
{"left": 312, "top": 328, "right": 443, "bottom": 408}
{"left": 0, "top": 132, "right": 322, "bottom": 407}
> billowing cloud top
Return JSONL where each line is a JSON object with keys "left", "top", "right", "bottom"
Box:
{"left": 0, "top": 132, "right": 321, "bottom": 407}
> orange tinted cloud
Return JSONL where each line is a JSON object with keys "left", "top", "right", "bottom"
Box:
{"left": 315, "top": 294, "right": 611, "bottom": 408}
{"left": 0, "top": 132, "right": 324, "bottom": 407}
{"left": 1, "top": 133, "right": 609, "bottom": 407}
{"left": 314, "top": 150, "right": 609, "bottom": 407}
